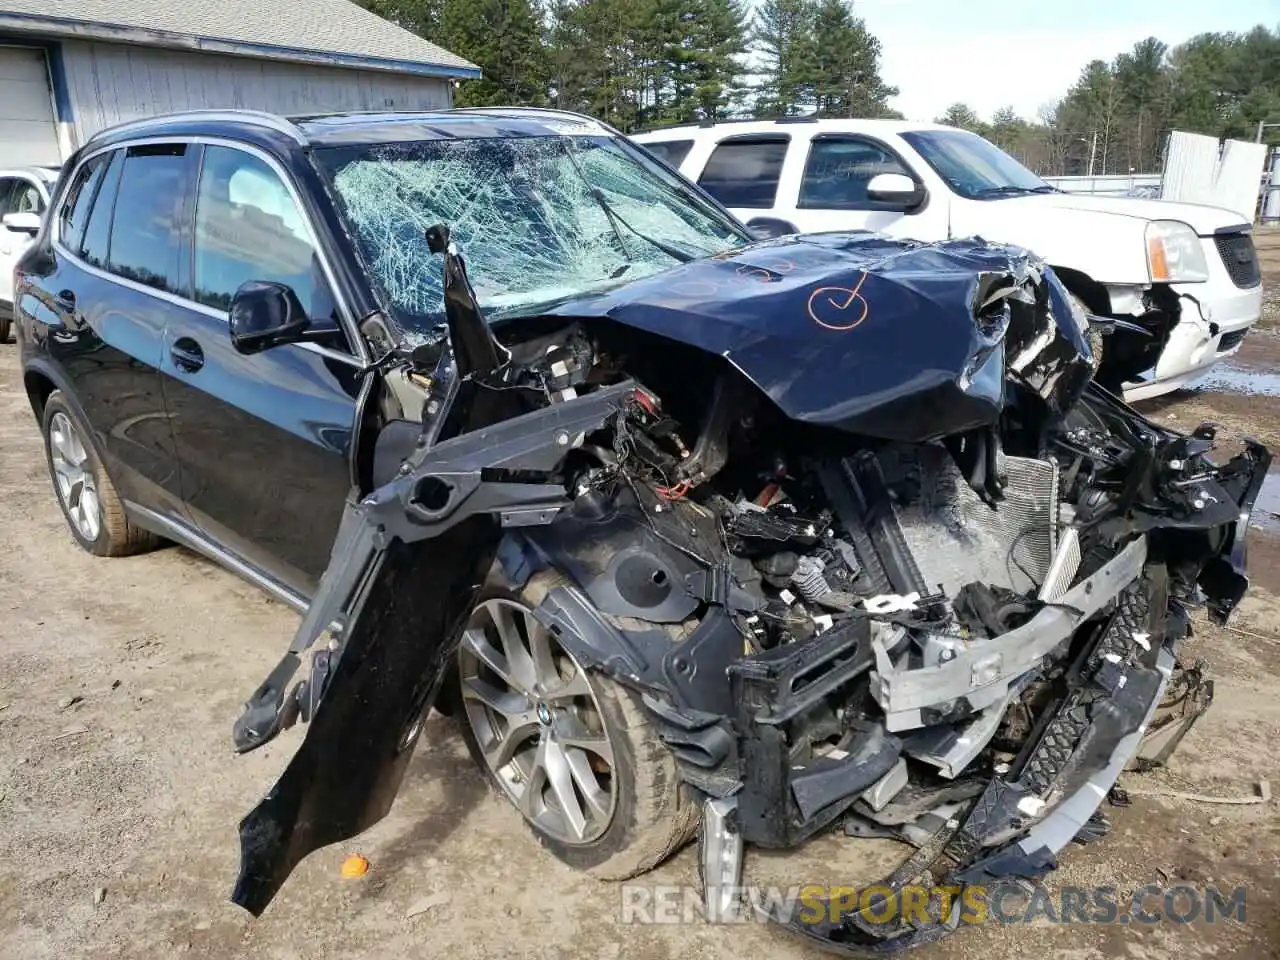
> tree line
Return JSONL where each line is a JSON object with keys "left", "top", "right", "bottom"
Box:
{"left": 359, "top": 0, "right": 1280, "bottom": 175}
{"left": 358, "top": 0, "right": 897, "bottom": 130}
{"left": 937, "top": 28, "right": 1280, "bottom": 176}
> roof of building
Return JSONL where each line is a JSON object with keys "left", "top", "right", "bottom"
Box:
{"left": 632, "top": 118, "right": 951, "bottom": 139}
{"left": 0, "top": 0, "right": 479, "bottom": 79}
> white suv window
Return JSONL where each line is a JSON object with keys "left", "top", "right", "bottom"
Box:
{"left": 0, "top": 177, "right": 43, "bottom": 217}
{"left": 799, "top": 137, "right": 911, "bottom": 210}
{"left": 697, "top": 137, "right": 789, "bottom": 209}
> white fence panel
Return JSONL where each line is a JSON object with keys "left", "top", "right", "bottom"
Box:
{"left": 1162, "top": 130, "right": 1267, "bottom": 221}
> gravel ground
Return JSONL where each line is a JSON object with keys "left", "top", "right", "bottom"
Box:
{"left": 1, "top": 279, "right": 1278, "bottom": 959}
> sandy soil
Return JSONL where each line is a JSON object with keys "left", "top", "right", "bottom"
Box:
{"left": 1, "top": 293, "right": 1279, "bottom": 960}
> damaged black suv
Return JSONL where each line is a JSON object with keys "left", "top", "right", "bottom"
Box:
{"left": 16, "top": 108, "right": 1270, "bottom": 954}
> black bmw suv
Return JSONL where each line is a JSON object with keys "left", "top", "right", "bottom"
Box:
{"left": 14, "top": 108, "right": 1268, "bottom": 953}
{"left": 14, "top": 108, "right": 744, "bottom": 603}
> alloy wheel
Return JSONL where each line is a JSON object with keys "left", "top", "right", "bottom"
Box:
{"left": 48, "top": 411, "right": 101, "bottom": 543}
{"left": 458, "top": 597, "right": 618, "bottom": 845}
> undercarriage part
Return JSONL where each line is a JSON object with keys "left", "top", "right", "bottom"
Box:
{"left": 860, "top": 758, "right": 908, "bottom": 812}
{"left": 901, "top": 677, "right": 1028, "bottom": 779}
{"left": 701, "top": 796, "right": 744, "bottom": 924}
{"left": 678, "top": 370, "right": 753, "bottom": 483}
{"left": 818, "top": 454, "right": 924, "bottom": 598}
{"left": 873, "top": 536, "right": 1147, "bottom": 732}
{"left": 729, "top": 619, "right": 891, "bottom": 846}
{"left": 231, "top": 381, "right": 641, "bottom": 914}
{"left": 1129, "top": 658, "right": 1214, "bottom": 770}
{"left": 765, "top": 603, "right": 1179, "bottom": 955}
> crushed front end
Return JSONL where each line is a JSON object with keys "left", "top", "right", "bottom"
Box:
{"left": 230, "top": 231, "right": 1268, "bottom": 954}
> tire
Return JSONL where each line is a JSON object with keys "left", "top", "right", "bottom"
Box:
{"left": 1065, "top": 290, "right": 1105, "bottom": 369}
{"left": 41, "top": 390, "right": 160, "bottom": 557}
{"left": 456, "top": 572, "right": 698, "bottom": 880}
{"left": 0, "top": 314, "right": 11, "bottom": 344}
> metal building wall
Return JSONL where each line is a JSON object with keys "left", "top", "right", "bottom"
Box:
{"left": 60, "top": 40, "right": 452, "bottom": 147}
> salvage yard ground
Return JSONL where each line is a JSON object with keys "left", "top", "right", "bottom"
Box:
{"left": 2, "top": 240, "right": 1279, "bottom": 960}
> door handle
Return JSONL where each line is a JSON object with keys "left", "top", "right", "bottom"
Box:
{"left": 53, "top": 289, "right": 76, "bottom": 312}
{"left": 171, "top": 337, "right": 205, "bottom": 373}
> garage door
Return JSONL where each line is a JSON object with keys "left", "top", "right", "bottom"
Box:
{"left": 0, "top": 46, "right": 60, "bottom": 166}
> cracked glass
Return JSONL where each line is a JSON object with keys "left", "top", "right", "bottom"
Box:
{"left": 318, "top": 135, "right": 748, "bottom": 337}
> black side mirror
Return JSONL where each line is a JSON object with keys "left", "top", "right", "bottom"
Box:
{"left": 746, "top": 216, "right": 799, "bottom": 241}
{"left": 229, "top": 281, "right": 310, "bottom": 354}
{"left": 866, "top": 173, "right": 925, "bottom": 210}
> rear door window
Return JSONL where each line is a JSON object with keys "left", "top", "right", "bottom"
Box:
{"left": 107, "top": 145, "right": 191, "bottom": 295}
{"left": 193, "top": 145, "right": 337, "bottom": 328}
{"left": 58, "top": 154, "right": 111, "bottom": 250}
{"left": 79, "top": 150, "right": 124, "bottom": 269}
{"left": 642, "top": 139, "right": 694, "bottom": 169}
{"left": 799, "top": 137, "right": 912, "bottom": 209}
{"left": 697, "top": 138, "right": 789, "bottom": 209}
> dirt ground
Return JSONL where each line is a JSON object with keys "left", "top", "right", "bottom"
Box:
{"left": 2, "top": 248, "right": 1280, "bottom": 960}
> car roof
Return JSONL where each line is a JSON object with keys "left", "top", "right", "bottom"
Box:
{"left": 80, "top": 107, "right": 618, "bottom": 155}
{"left": 0, "top": 166, "right": 60, "bottom": 182}
{"left": 631, "top": 118, "right": 954, "bottom": 140}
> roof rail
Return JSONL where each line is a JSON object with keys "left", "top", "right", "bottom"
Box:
{"left": 88, "top": 109, "right": 307, "bottom": 145}
{"left": 452, "top": 106, "right": 617, "bottom": 132}
{"left": 634, "top": 113, "right": 821, "bottom": 135}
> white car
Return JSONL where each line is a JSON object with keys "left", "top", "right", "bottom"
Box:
{"left": 633, "top": 120, "right": 1263, "bottom": 401}
{"left": 0, "top": 165, "right": 59, "bottom": 343}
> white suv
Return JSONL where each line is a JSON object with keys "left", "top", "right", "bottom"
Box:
{"left": 633, "top": 120, "right": 1263, "bottom": 401}
{"left": 0, "top": 165, "right": 59, "bottom": 343}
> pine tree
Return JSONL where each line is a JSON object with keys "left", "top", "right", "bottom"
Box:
{"left": 809, "top": 0, "right": 896, "bottom": 117}
{"left": 935, "top": 102, "right": 986, "bottom": 133}
{"left": 439, "top": 0, "right": 549, "bottom": 107}
{"left": 753, "top": 0, "right": 818, "bottom": 116}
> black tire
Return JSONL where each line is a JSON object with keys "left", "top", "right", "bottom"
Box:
{"left": 41, "top": 390, "right": 160, "bottom": 557}
{"left": 0, "top": 313, "right": 11, "bottom": 344}
{"left": 456, "top": 572, "right": 698, "bottom": 880}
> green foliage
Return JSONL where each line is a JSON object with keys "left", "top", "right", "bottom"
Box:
{"left": 355, "top": 1, "right": 1280, "bottom": 162}
{"left": 358, "top": 0, "right": 894, "bottom": 130}
{"left": 1049, "top": 27, "right": 1280, "bottom": 174}
{"left": 752, "top": 0, "right": 895, "bottom": 118}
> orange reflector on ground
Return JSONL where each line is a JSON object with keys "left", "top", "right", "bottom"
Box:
{"left": 340, "top": 855, "right": 370, "bottom": 878}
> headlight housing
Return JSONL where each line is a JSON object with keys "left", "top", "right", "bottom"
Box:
{"left": 1146, "top": 220, "right": 1209, "bottom": 283}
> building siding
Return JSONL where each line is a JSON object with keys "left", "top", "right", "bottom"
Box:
{"left": 60, "top": 40, "right": 452, "bottom": 147}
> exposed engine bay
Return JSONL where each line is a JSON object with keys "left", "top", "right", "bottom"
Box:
{"left": 228, "top": 229, "right": 1269, "bottom": 954}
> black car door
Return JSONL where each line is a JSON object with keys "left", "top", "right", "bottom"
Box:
{"left": 161, "top": 143, "right": 360, "bottom": 602}
{"left": 31, "top": 145, "right": 191, "bottom": 524}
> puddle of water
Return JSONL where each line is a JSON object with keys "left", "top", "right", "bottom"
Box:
{"left": 1195, "top": 364, "right": 1280, "bottom": 398}
{"left": 1252, "top": 469, "right": 1280, "bottom": 533}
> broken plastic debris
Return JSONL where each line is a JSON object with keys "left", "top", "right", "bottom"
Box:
{"left": 340, "top": 855, "right": 370, "bottom": 878}
{"left": 1016, "top": 796, "right": 1047, "bottom": 817}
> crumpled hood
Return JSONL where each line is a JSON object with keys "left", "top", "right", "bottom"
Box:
{"left": 533, "top": 232, "right": 1091, "bottom": 442}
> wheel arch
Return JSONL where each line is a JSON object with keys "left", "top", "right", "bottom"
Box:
{"left": 1050, "top": 265, "right": 1111, "bottom": 316}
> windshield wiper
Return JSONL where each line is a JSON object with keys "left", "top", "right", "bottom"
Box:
{"left": 589, "top": 187, "right": 694, "bottom": 263}
{"left": 974, "top": 184, "right": 1057, "bottom": 198}
{"left": 974, "top": 185, "right": 1036, "bottom": 197}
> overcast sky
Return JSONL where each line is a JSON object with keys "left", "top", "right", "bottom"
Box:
{"left": 853, "top": 0, "right": 1280, "bottom": 122}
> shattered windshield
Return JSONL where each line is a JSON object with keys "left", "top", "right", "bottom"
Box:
{"left": 901, "top": 129, "right": 1055, "bottom": 200}
{"left": 318, "top": 135, "right": 749, "bottom": 333}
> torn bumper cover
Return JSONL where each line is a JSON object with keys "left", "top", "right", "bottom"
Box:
{"left": 760, "top": 575, "right": 1192, "bottom": 954}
